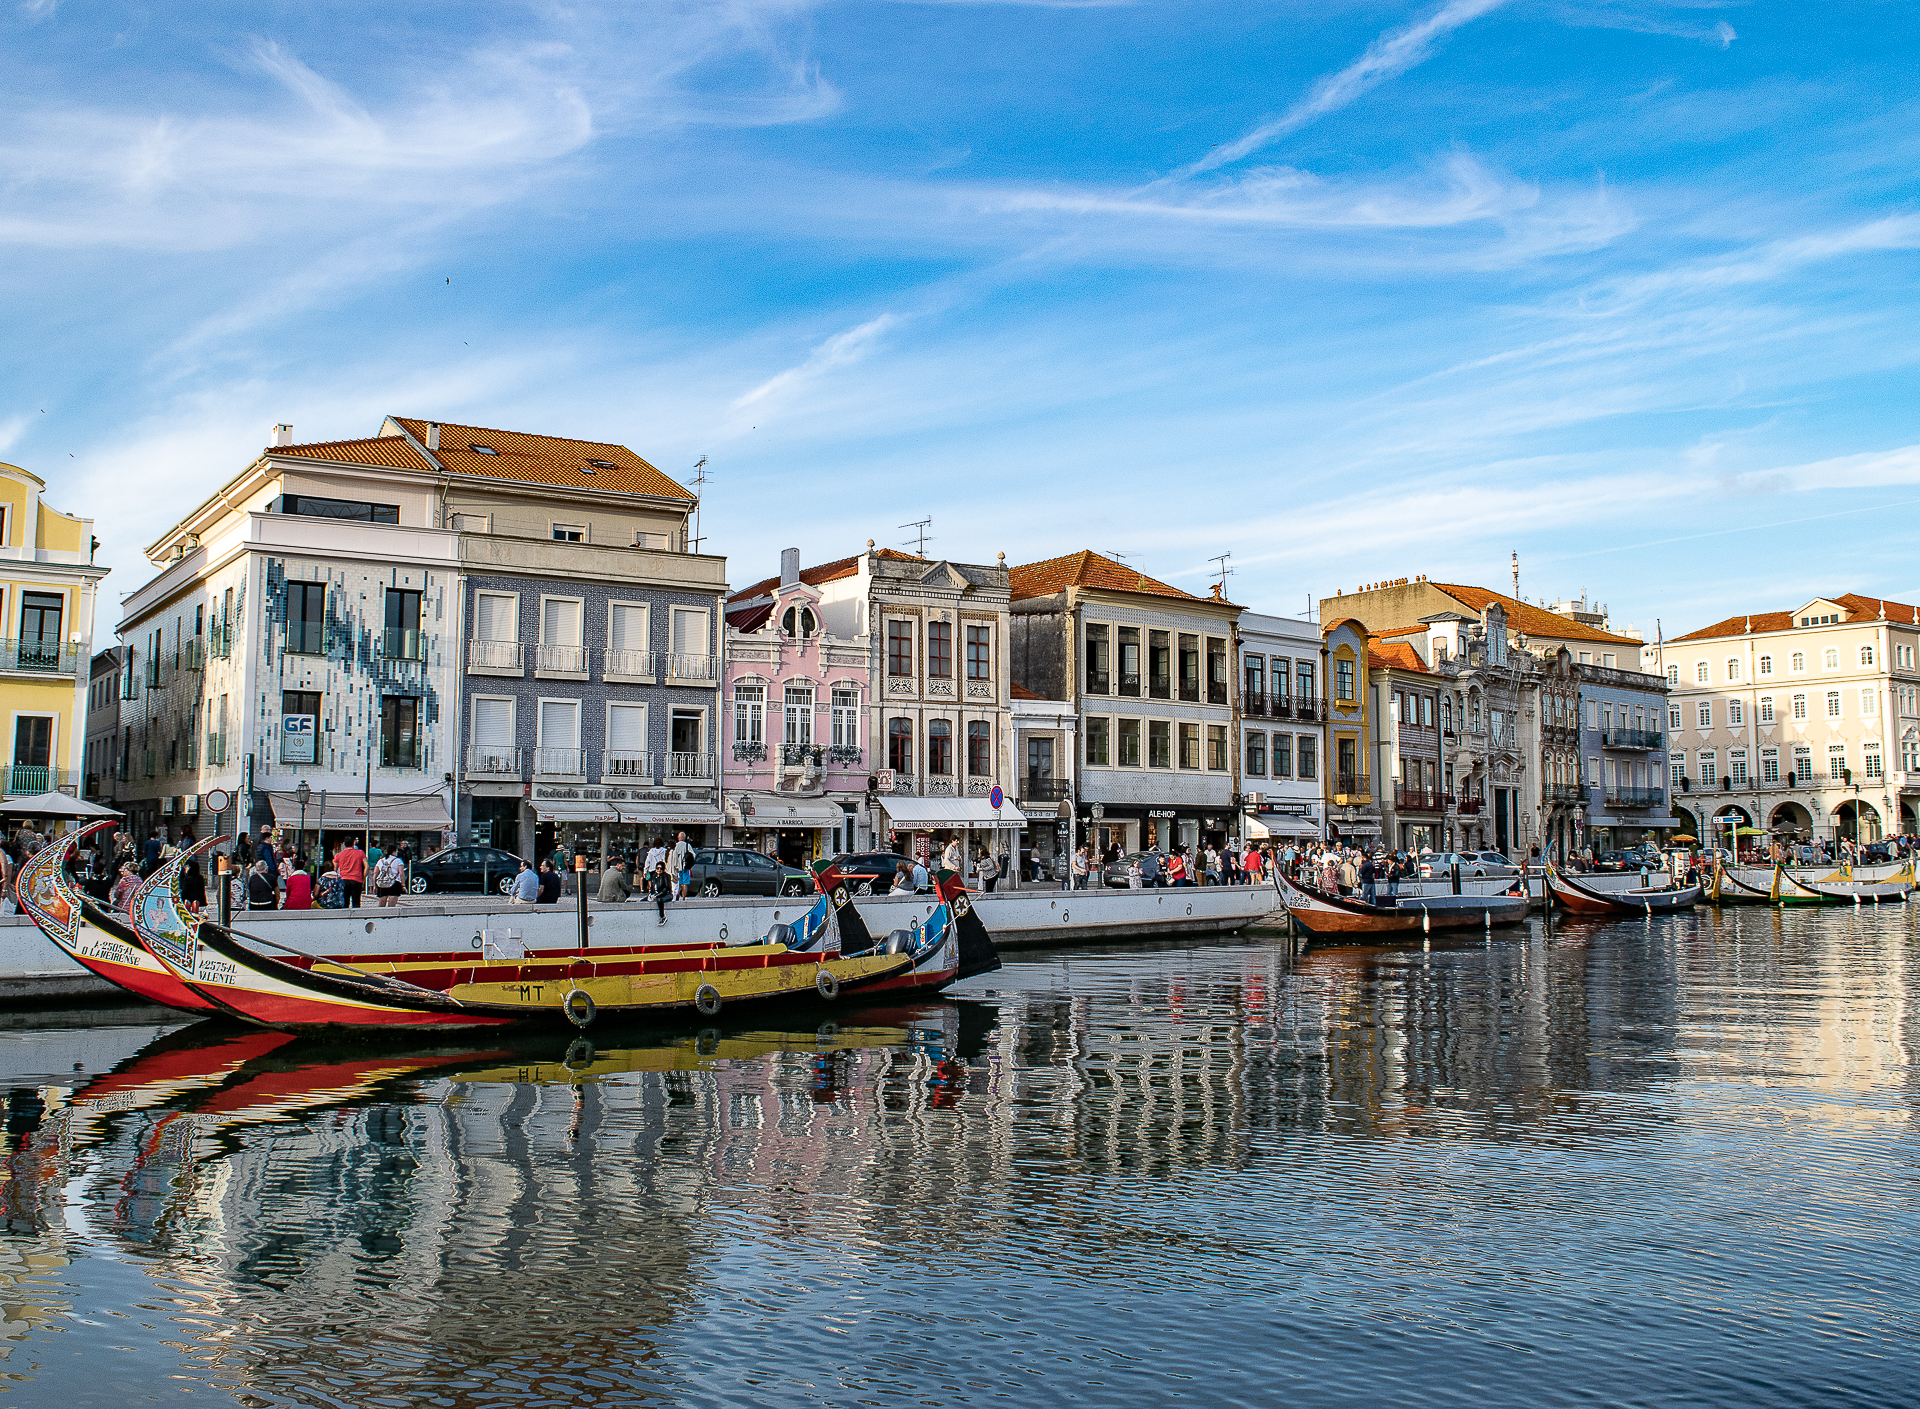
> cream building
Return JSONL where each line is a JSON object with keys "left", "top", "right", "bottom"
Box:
{"left": 1648, "top": 593, "right": 1920, "bottom": 845}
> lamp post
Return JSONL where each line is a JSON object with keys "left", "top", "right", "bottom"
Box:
{"left": 295, "top": 780, "right": 312, "bottom": 867}
{"left": 1092, "top": 801, "right": 1105, "bottom": 887}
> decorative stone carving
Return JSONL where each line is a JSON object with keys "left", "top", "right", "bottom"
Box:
{"left": 887, "top": 679, "right": 914, "bottom": 695}
{"left": 924, "top": 778, "right": 955, "bottom": 797}
{"left": 965, "top": 681, "right": 992, "bottom": 699}
{"left": 927, "top": 680, "right": 954, "bottom": 697}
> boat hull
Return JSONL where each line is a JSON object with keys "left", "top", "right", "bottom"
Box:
{"left": 1547, "top": 868, "right": 1699, "bottom": 915}
{"left": 1278, "top": 876, "right": 1529, "bottom": 940}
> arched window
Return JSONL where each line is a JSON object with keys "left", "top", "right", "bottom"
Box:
{"left": 1695, "top": 661, "right": 1709, "bottom": 683}
{"left": 1758, "top": 654, "right": 1772, "bottom": 675}
{"left": 1727, "top": 658, "right": 1740, "bottom": 681}
{"left": 927, "top": 720, "right": 953, "bottom": 775}
{"left": 1790, "top": 652, "right": 1805, "bottom": 672}
{"left": 1825, "top": 649, "right": 1839, "bottom": 668}
{"left": 781, "top": 606, "right": 817, "bottom": 638}
{"left": 1861, "top": 644, "right": 1875, "bottom": 666}
{"left": 1667, "top": 665, "right": 1678, "bottom": 685}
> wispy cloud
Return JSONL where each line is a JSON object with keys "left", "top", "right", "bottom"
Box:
{"left": 731, "top": 314, "right": 904, "bottom": 413}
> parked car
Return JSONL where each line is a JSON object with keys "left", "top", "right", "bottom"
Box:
{"left": 407, "top": 845, "right": 528, "bottom": 895}
{"left": 1098, "top": 851, "right": 1158, "bottom": 887}
{"left": 686, "top": 848, "right": 813, "bottom": 897}
{"left": 1418, "top": 850, "right": 1518, "bottom": 880}
{"left": 1859, "top": 842, "right": 1893, "bottom": 863}
{"left": 824, "top": 851, "right": 919, "bottom": 895}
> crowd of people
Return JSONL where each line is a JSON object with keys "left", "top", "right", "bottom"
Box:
{"left": 43, "top": 826, "right": 414, "bottom": 916}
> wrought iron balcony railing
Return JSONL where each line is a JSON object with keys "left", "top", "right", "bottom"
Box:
{"left": 465, "top": 746, "right": 522, "bottom": 776}
{"left": 467, "top": 640, "right": 522, "bottom": 672}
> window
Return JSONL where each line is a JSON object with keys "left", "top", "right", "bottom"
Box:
{"left": 1420, "top": 696, "right": 1432, "bottom": 727}
{"left": 606, "top": 704, "right": 647, "bottom": 776}
{"left": 471, "top": 697, "right": 514, "bottom": 771}
{"left": 832, "top": 688, "right": 858, "bottom": 750}
{"left": 1862, "top": 688, "right": 1877, "bottom": 716}
{"left": 1272, "top": 734, "right": 1292, "bottom": 777}
{"left": 1084, "top": 623, "right": 1110, "bottom": 694}
{"left": 1336, "top": 658, "right": 1355, "bottom": 701}
{"left": 1026, "top": 737, "right": 1053, "bottom": 786}
{"left": 1795, "top": 747, "right": 1812, "bottom": 782}
{"left": 277, "top": 493, "right": 399, "bottom": 524}
{"left": 286, "top": 581, "right": 326, "bottom": 655}
{"left": 469, "top": 443, "right": 498, "bottom": 454}
{"left": 1178, "top": 723, "right": 1200, "bottom": 769}
{"left": 1791, "top": 652, "right": 1805, "bottom": 672}
{"left": 1148, "top": 720, "right": 1171, "bottom": 768}
{"left": 1902, "top": 645, "right": 1915, "bottom": 669}
{"left": 1792, "top": 693, "right": 1807, "bottom": 720}
{"left": 1728, "top": 699, "right": 1743, "bottom": 726}
{"left": 1762, "top": 750, "right": 1779, "bottom": 783}
{"left": 1826, "top": 691, "right": 1842, "bottom": 718}
{"left": 966, "top": 625, "right": 991, "bottom": 680}
{"left": 1695, "top": 661, "right": 1709, "bottom": 683}
{"left": 1118, "top": 718, "right": 1141, "bottom": 767}
{"left": 1825, "top": 649, "right": 1838, "bottom": 669}
{"left": 1148, "top": 631, "right": 1171, "bottom": 698}
{"left": 380, "top": 696, "right": 421, "bottom": 768}
{"left": 1697, "top": 701, "right": 1711, "bottom": 728}
{"left": 669, "top": 710, "right": 704, "bottom": 762}
{"left": 1244, "top": 656, "right": 1265, "bottom": 703}
{"left": 670, "top": 608, "right": 709, "bottom": 666}
{"left": 888, "top": 620, "right": 914, "bottom": 678}
{"left": 1297, "top": 735, "right": 1316, "bottom": 780}
{"left": 1759, "top": 655, "right": 1773, "bottom": 676}
{"left": 1671, "top": 755, "right": 1686, "bottom": 788}
{"left": 1729, "top": 750, "right": 1747, "bottom": 786}
{"left": 1759, "top": 696, "right": 1773, "bottom": 723}
{"left": 780, "top": 606, "right": 817, "bottom": 638}
{"left": 1906, "top": 737, "right": 1919, "bottom": 772}
{"left": 1178, "top": 635, "right": 1200, "bottom": 702}
{"left": 1083, "top": 627, "right": 1123, "bottom": 701}
{"left": 539, "top": 597, "right": 585, "bottom": 673}
{"left": 451, "top": 513, "right": 491, "bottom": 532}
{"left": 927, "top": 621, "right": 953, "bottom": 679}
{"left": 1862, "top": 645, "right": 1876, "bottom": 666}
{"left": 1245, "top": 731, "right": 1265, "bottom": 776}
{"left": 1296, "top": 661, "right": 1316, "bottom": 703}
{"left": 608, "top": 603, "right": 648, "bottom": 674}
{"left": 1272, "top": 658, "right": 1291, "bottom": 701}
{"left": 927, "top": 720, "right": 953, "bottom": 775}
{"left": 1829, "top": 743, "right": 1848, "bottom": 778}
{"left": 475, "top": 591, "right": 516, "bottom": 641}
{"left": 1698, "top": 750, "right": 1716, "bottom": 785}
{"left": 383, "top": 588, "right": 423, "bottom": 660}
{"left": 888, "top": 718, "right": 912, "bottom": 773}
{"left": 1206, "top": 638, "right": 1228, "bottom": 704}
{"left": 733, "top": 685, "right": 764, "bottom": 745}
{"left": 967, "top": 721, "right": 991, "bottom": 775}
{"left": 1666, "top": 665, "right": 1679, "bottom": 685}
{"left": 1206, "top": 724, "right": 1227, "bottom": 769}
{"left": 537, "top": 699, "right": 581, "bottom": 774}
{"left": 552, "top": 523, "right": 585, "bottom": 542}
{"left": 1865, "top": 743, "right": 1883, "bottom": 779}
{"left": 1727, "top": 659, "right": 1741, "bottom": 681}
{"left": 1442, "top": 698, "right": 1453, "bottom": 732}
{"left": 1086, "top": 716, "right": 1110, "bottom": 766}
{"left": 1602, "top": 653, "right": 1616, "bottom": 669}
{"left": 784, "top": 686, "right": 813, "bottom": 746}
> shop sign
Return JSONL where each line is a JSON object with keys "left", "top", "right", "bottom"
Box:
{"left": 1147, "top": 809, "right": 1177, "bottom": 819}
{"left": 281, "top": 714, "right": 316, "bottom": 763}
{"left": 532, "top": 784, "right": 689, "bottom": 803}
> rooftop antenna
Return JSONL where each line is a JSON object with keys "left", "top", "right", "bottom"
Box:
{"left": 687, "top": 457, "right": 710, "bottom": 553}
{"left": 1209, "top": 551, "right": 1234, "bottom": 596}
{"left": 901, "top": 516, "right": 933, "bottom": 556}
{"left": 1511, "top": 551, "right": 1519, "bottom": 602}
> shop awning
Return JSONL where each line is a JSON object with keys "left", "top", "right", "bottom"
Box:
{"left": 266, "top": 791, "right": 452, "bottom": 832}
{"left": 727, "top": 794, "right": 846, "bottom": 829}
{"left": 879, "top": 797, "right": 1030, "bottom": 831}
{"left": 1252, "top": 813, "right": 1322, "bottom": 838}
{"left": 534, "top": 800, "right": 621, "bottom": 824}
{"left": 614, "top": 804, "right": 724, "bottom": 827}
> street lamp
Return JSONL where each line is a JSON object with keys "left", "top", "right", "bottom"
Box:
{"left": 1091, "top": 802, "right": 1105, "bottom": 887}
{"left": 295, "top": 779, "right": 312, "bottom": 862}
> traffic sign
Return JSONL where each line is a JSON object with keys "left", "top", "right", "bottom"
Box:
{"left": 989, "top": 785, "right": 1004, "bottom": 810}
{"left": 205, "top": 788, "right": 233, "bottom": 814}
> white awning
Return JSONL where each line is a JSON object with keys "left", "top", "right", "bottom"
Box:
{"left": 879, "top": 797, "right": 1029, "bottom": 830}
{"left": 266, "top": 791, "right": 452, "bottom": 831}
{"left": 614, "top": 804, "right": 723, "bottom": 827}
{"left": 729, "top": 793, "right": 846, "bottom": 829}
{"left": 534, "top": 800, "right": 621, "bottom": 824}
{"left": 1251, "top": 814, "right": 1322, "bottom": 838}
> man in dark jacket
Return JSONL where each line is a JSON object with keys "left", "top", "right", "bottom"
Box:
{"left": 536, "top": 861, "right": 562, "bottom": 906}
{"left": 1360, "top": 854, "right": 1378, "bottom": 906}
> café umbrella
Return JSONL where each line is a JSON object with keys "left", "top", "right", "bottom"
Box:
{"left": 0, "top": 791, "right": 122, "bottom": 820}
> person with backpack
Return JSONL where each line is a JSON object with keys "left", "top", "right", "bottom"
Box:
{"left": 372, "top": 849, "right": 406, "bottom": 907}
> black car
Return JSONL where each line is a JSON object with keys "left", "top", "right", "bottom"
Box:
{"left": 826, "top": 851, "right": 920, "bottom": 895}
{"left": 407, "top": 845, "right": 528, "bottom": 895}
{"left": 686, "top": 848, "right": 813, "bottom": 897}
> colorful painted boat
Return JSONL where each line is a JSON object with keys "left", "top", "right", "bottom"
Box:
{"left": 13, "top": 823, "right": 220, "bottom": 1014}
{"left": 1276, "top": 873, "right": 1529, "bottom": 939}
{"left": 1779, "top": 861, "right": 1914, "bottom": 905}
{"left": 1545, "top": 865, "right": 1699, "bottom": 915}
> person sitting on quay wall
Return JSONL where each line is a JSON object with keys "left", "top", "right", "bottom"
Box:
{"left": 597, "top": 858, "right": 633, "bottom": 903}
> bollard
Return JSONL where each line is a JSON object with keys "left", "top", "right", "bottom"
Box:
{"left": 1451, "top": 862, "right": 1461, "bottom": 896}
{"left": 575, "top": 854, "right": 590, "bottom": 950}
{"left": 217, "top": 854, "right": 232, "bottom": 929}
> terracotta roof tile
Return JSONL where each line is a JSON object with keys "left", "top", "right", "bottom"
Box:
{"left": 1430, "top": 583, "right": 1641, "bottom": 647}
{"left": 729, "top": 549, "right": 924, "bottom": 605}
{"left": 269, "top": 436, "right": 436, "bottom": 472}
{"left": 1009, "top": 550, "right": 1201, "bottom": 603}
{"left": 1010, "top": 683, "right": 1047, "bottom": 700}
{"left": 389, "top": 418, "right": 694, "bottom": 501}
{"left": 1367, "top": 642, "right": 1428, "bottom": 672}
{"left": 1672, "top": 592, "right": 1920, "bottom": 642}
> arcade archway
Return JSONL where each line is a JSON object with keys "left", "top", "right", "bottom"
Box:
{"left": 1833, "top": 799, "right": 1882, "bottom": 842}
{"left": 1769, "top": 801, "right": 1813, "bottom": 837}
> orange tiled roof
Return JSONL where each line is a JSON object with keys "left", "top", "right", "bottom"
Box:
{"left": 1672, "top": 592, "right": 1920, "bottom": 642}
{"left": 1009, "top": 550, "right": 1203, "bottom": 603}
{"left": 729, "top": 549, "right": 924, "bottom": 604}
{"left": 1430, "top": 583, "right": 1640, "bottom": 647}
{"left": 1372, "top": 623, "right": 1431, "bottom": 640}
{"left": 1010, "top": 683, "right": 1048, "bottom": 700}
{"left": 1367, "top": 641, "right": 1428, "bottom": 672}
{"left": 269, "top": 436, "right": 436, "bottom": 472}
{"left": 389, "top": 418, "right": 694, "bottom": 501}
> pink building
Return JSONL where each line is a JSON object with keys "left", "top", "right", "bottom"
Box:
{"left": 721, "top": 548, "right": 874, "bottom": 864}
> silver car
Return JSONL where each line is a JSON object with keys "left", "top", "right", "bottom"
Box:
{"left": 1419, "top": 850, "right": 1519, "bottom": 880}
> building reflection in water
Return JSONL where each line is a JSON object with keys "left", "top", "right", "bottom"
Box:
{"left": 0, "top": 910, "right": 1911, "bottom": 1404}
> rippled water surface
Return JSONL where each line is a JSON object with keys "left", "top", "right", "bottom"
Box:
{"left": 3, "top": 907, "right": 1919, "bottom": 1406}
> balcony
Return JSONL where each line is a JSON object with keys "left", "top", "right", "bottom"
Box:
{"left": 534, "top": 644, "right": 588, "bottom": 677}
{"left": 142, "top": 749, "right": 156, "bottom": 778}
{"left": 467, "top": 640, "right": 523, "bottom": 674}
{"left": 533, "top": 747, "right": 587, "bottom": 778}
{"left": 1178, "top": 679, "right": 1201, "bottom": 704}
{"left": 6, "top": 765, "right": 65, "bottom": 796}
{"left": 1455, "top": 796, "right": 1484, "bottom": 815}
{"left": 782, "top": 744, "right": 823, "bottom": 768}
{"left": 666, "top": 654, "right": 720, "bottom": 683}
{"left": 0, "top": 640, "right": 78, "bottom": 676}
{"left": 668, "top": 751, "right": 715, "bottom": 781}
{"left": 286, "top": 622, "right": 325, "bottom": 656}
{"left": 183, "top": 638, "right": 204, "bottom": 671}
{"left": 1550, "top": 784, "right": 1588, "bottom": 804}
{"left": 604, "top": 750, "right": 654, "bottom": 781}
{"left": 381, "top": 742, "right": 422, "bottom": 769}
{"left": 732, "top": 740, "right": 767, "bottom": 763}
{"left": 1240, "top": 692, "right": 1266, "bottom": 718}
{"left": 144, "top": 659, "right": 164, "bottom": 689}
{"left": 1332, "top": 773, "right": 1372, "bottom": 805}
{"left": 465, "top": 745, "right": 522, "bottom": 776}
{"left": 1207, "top": 682, "right": 1228, "bottom": 706}
{"left": 1023, "top": 777, "right": 1070, "bottom": 803}
{"left": 827, "top": 744, "right": 863, "bottom": 766}
{"left": 1393, "top": 785, "right": 1443, "bottom": 812}
{"left": 604, "top": 648, "right": 656, "bottom": 681}
{"left": 1117, "top": 672, "right": 1140, "bottom": 697}
{"left": 1293, "top": 698, "right": 1326, "bottom": 723}
{"left": 209, "top": 622, "right": 233, "bottom": 658}
{"left": 1148, "top": 674, "right": 1171, "bottom": 700}
{"left": 205, "top": 733, "right": 228, "bottom": 767}
{"left": 382, "top": 627, "right": 425, "bottom": 661}
{"left": 1602, "top": 728, "right": 1664, "bottom": 751}
{"left": 1605, "top": 788, "right": 1664, "bottom": 809}
{"left": 1085, "top": 670, "right": 1110, "bottom": 696}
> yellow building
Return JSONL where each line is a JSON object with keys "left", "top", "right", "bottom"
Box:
{"left": 0, "top": 464, "right": 108, "bottom": 797}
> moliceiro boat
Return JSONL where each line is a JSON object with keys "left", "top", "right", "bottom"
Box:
{"left": 1276, "top": 873, "right": 1528, "bottom": 941}
{"left": 1545, "top": 864, "right": 1699, "bottom": 916}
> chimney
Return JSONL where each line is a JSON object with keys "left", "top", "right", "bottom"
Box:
{"left": 780, "top": 548, "right": 800, "bottom": 587}
{"left": 426, "top": 422, "right": 441, "bottom": 451}
{"left": 272, "top": 424, "right": 293, "bottom": 447}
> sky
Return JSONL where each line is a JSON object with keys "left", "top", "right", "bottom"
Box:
{"left": 3, "top": 0, "right": 1916, "bottom": 644}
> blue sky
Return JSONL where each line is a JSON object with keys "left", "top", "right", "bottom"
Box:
{"left": 4, "top": 0, "right": 1916, "bottom": 642}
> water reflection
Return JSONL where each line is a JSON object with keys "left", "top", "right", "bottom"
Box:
{"left": 1, "top": 909, "right": 1917, "bottom": 1406}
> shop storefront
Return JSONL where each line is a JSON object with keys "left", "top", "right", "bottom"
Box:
{"left": 264, "top": 790, "right": 453, "bottom": 866}
{"left": 723, "top": 793, "right": 852, "bottom": 867}
{"left": 1248, "top": 805, "right": 1323, "bottom": 847}
{"left": 527, "top": 783, "right": 721, "bottom": 871}
{"left": 879, "top": 797, "right": 1035, "bottom": 876}
{"left": 1078, "top": 803, "right": 1237, "bottom": 862}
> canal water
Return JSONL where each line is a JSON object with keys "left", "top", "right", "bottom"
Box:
{"left": 1, "top": 907, "right": 1917, "bottom": 1407}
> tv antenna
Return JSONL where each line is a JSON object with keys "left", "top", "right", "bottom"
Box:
{"left": 1209, "top": 551, "right": 1234, "bottom": 595}
{"left": 688, "top": 457, "right": 710, "bottom": 553}
{"left": 901, "top": 516, "right": 933, "bottom": 556}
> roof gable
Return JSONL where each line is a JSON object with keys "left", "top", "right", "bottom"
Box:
{"left": 1671, "top": 592, "right": 1920, "bottom": 642}
{"left": 728, "top": 548, "right": 923, "bottom": 605}
{"left": 270, "top": 436, "right": 436, "bottom": 472}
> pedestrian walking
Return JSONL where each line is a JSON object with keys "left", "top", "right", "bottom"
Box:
{"left": 977, "top": 847, "right": 999, "bottom": 893}
{"left": 334, "top": 839, "right": 367, "bottom": 908}
{"left": 670, "top": 832, "right": 694, "bottom": 900}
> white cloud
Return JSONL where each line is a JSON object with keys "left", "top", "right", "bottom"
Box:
{"left": 731, "top": 314, "right": 904, "bottom": 414}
